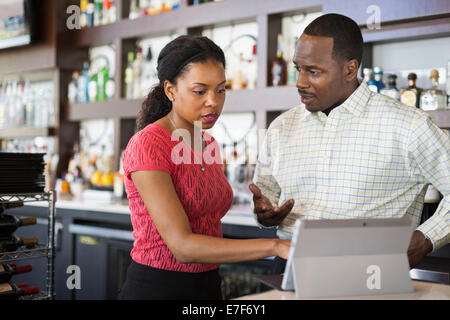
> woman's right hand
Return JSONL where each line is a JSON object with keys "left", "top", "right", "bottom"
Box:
{"left": 275, "top": 239, "right": 291, "bottom": 260}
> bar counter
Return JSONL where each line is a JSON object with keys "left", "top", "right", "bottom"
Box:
{"left": 238, "top": 281, "right": 450, "bottom": 300}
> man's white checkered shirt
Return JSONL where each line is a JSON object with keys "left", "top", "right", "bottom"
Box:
{"left": 253, "top": 81, "right": 449, "bottom": 251}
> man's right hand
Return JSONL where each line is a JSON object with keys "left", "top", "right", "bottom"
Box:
{"left": 249, "top": 184, "right": 295, "bottom": 227}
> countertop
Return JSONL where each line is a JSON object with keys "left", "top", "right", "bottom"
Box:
{"left": 238, "top": 280, "right": 450, "bottom": 300}
{"left": 25, "top": 200, "right": 257, "bottom": 227}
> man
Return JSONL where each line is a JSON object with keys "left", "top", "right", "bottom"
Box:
{"left": 250, "top": 13, "right": 449, "bottom": 273}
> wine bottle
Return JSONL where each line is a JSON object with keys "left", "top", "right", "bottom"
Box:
{"left": 271, "top": 34, "right": 287, "bottom": 86}
{"left": 0, "top": 282, "right": 39, "bottom": 300}
{"left": 125, "top": 52, "right": 135, "bottom": 100}
{"left": 0, "top": 263, "right": 33, "bottom": 283}
{"left": 0, "top": 202, "right": 24, "bottom": 215}
{"left": 0, "top": 235, "right": 38, "bottom": 253}
{"left": 0, "top": 215, "right": 37, "bottom": 239}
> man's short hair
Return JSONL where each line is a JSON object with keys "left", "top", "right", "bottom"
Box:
{"left": 303, "top": 13, "right": 363, "bottom": 66}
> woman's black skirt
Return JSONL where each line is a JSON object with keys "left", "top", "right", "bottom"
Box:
{"left": 119, "top": 260, "right": 222, "bottom": 300}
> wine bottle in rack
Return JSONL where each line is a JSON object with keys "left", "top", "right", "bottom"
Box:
{"left": 0, "top": 235, "right": 38, "bottom": 253}
{"left": 0, "top": 263, "right": 33, "bottom": 283}
{"left": 0, "top": 201, "right": 24, "bottom": 215}
{"left": 0, "top": 282, "right": 39, "bottom": 300}
{"left": 0, "top": 215, "right": 37, "bottom": 239}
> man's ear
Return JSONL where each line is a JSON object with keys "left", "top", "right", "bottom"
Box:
{"left": 343, "top": 59, "right": 359, "bottom": 83}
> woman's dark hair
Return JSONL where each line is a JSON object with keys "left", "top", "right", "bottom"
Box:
{"left": 303, "top": 13, "right": 363, "bottom": 67}
{"left": 136, "top": 35, "right": 226, "bottom": 130}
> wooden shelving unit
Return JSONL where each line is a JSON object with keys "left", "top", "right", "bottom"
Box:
{"left": 0, "top": 127, "right": 57, "bottom": 139}
{"left": 67, "top": 85, "right": 302, "bottom": 121}
{"left": 56, "top": 0, "right": 450, "bottom": 170}
{"left": 0, "top": 0, "right": 446, "bottom": 172}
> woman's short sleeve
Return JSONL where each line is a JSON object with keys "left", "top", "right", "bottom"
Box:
{"left": 123, "top": 131, "right": 174, "bottom": 179}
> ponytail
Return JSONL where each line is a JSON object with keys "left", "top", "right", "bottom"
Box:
{"left": 136, "top": 84, "right": 171, "bottom": 131}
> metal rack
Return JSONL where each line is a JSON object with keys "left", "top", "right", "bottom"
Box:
{"left": 0, "top": 190, "right": 56, "bottom": 300}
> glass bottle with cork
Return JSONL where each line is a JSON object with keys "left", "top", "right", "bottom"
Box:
{"left": 372, "top": 67, "right": 385, "bottom": 93}
{"left": 420, "top": 69, "right": 447, "bottom": 111}
{"left": 380, "top": 74, "right": 400, "bottom": 100}
{"left": 400, "top": 73, "right": 421, "bottom": 108}
{"left": 363, "top": 68, "right": 377, "bottom": 92}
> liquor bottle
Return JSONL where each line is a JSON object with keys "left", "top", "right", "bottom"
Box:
{"left": 68, "top": 71, "right": 79, "bottom": 104}
{"left": 93, "top": 0, "right": 103, "bottom": 26}
{"left": 287, "top": 37, "right": 298, "bottom": 86}
{"left": 125, "top": 52, "right": 135, "bottom": 99}
{"left": 400, "top": 73, "right": 421, "bottom": 108}
{"left": 0, "top": 282, "right": 39, "bottom": 300}
{"left": 109, "top": 0, "right": 117, "bottom": 23}
{"left": 420, "top": 69, "right": 447, "bottom": 111}
{"left": 162, "top": 0, "right": 174, "bottom": 11}
{"left": 171, "top": 0, "right": 180, "bottom": 10}
{"left": 138, "top": 0, "right": 149, "bottom": 15}
{"left": 271, "top": 34, "right": 287, "bottom": 86}
{"left": 80, "top": 0, "right": 88, "bottom": 28}
{"left": 148, "top": 0, "right": 163, "bottom": 15}
{"left": 15, "top": 82, "right": 25, "bottom": 127}
{"left": 0, "top": 235, "right": 38, "bottom": 253}
{"left": 23, "top": 81, "right": 35, "bottom": 127}
{"left": 97, "top": 65, "right": 109, "bottom": 102}
{"left": 0, "top": 263, "right": 33, "bottom": 283}
{"left": 132, "top": 47, "right": 144, "bottom": 99}
{"left": 0, "top": 201, "right": 24, "bottom": 214}
{"left": 141, "top": 46, "right": 156, "bottom": 95}
{"left": 113, "top": 172, "right": 125, "bottom": 199}
{"left": 105, "top": 76, "right": 115, "bottom": 101}
{"left": 88, "top": 69, "right": 98, "bottom": 102}
{"left": 232, "top": 53, "right": 247, "bottom": 90}
{"left": 380, "top": 74, "right": 400, "bottom": 100}
{"left": 77, "top": 62, "right": 90, "bottom": 103}
{"left": 246, "top": 44, "right": 257, "bottom": 90}
{"left": 129, "top": 0, "right": 140, "bottom": 19}
{"left": 86, "top": 0, "right": 95, "bottom": 27}
{"left": 0, "top": 82, "right": 6, "bottom": 128}
{"left": 372, "top": 67, "right": 385, "bottom": 93}
{"left": 102, "top": 0, "right": 112, "bottom": 25}
{"left": 0, "top": 215, "right": 37, "bottom": 239}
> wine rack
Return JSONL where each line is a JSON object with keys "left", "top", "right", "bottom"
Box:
{"left": 0, "top": 190, "right": 56, "bottom": 300}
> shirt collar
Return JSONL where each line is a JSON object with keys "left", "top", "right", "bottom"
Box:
{"left": 304, "top": 80, "right": 371, "bottom": 121}
{"left": 339, "top": 80, "right": 371, "bottom": 116}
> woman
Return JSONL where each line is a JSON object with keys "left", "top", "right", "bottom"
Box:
{"left": 119, "top": 35, "right": 291, "bottom": 300}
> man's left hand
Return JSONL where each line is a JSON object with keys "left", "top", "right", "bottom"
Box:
{"left": 407, "top": 230, "right": 433, "bottom": 269}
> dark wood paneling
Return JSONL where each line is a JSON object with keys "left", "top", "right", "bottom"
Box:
{"left": 266, "top": 14, "right": 283, "bottom": 87}
{"left": 65, "top": 0, "right": 322, "bottom": 47}
{"left": 361, "top": 16, "right": 450, "bottom": 43}
{"left": 68, "top": 86, "right": 302, "bottom": 121}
